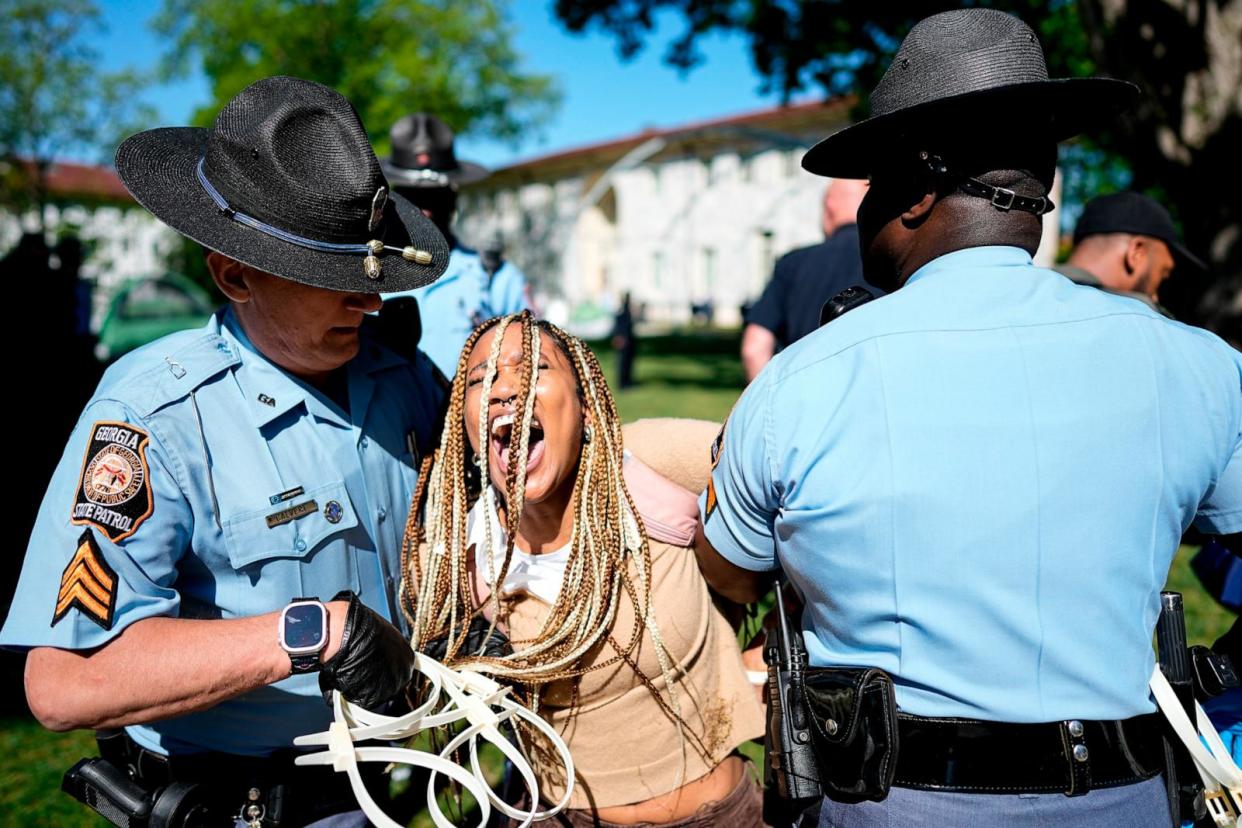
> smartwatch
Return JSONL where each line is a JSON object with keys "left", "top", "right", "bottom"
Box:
{"left": 278, "top": 597, "right": 328, "bottom": 674}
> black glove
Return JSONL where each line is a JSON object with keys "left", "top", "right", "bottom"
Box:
{"left": 318, "top": 591, "right": 415, "bottom": 710}
{"left": 420, "top": 615, "right": 512, "bottom": 662}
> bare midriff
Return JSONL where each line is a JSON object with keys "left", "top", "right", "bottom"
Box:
{"left": 586, "top": 755, "right": 745, "bottom": 825}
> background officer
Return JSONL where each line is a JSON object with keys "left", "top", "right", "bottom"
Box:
{"left": 1055, "top": 190, "right": 1207, "bottom": 317}
{"left": 741, "top": 178, "right": 875, "bottom": 382}
{"left": 693, "top": 10, "right": 1242, "bottom": 827}
{"left": 0, "top": 77, "right": 450, "bottom": 825}
{"left": 380, "top": 112, "right": 531, "bottom": 376}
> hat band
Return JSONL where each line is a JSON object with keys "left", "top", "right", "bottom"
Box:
{"left": 195, "top": 158, "right": 433, "bottom": 279}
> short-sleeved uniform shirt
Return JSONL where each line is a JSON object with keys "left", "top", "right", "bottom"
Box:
{"left": 383, "top": 244, "right": 528, "bottom": 376}
{"left": 702, "top": 246, "right": 1242, "bottom": 723}
{"left": 0, "top": 310, "right": 443, "bottom": 756}
{"left": 747, "top": 224, "right": 880, "bottom": 349}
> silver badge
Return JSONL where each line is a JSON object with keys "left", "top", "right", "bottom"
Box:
{"left": 368, "top": 187, "right": 388, "bottom": 233}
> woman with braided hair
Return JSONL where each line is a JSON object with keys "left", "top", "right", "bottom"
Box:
{"left": 401, "top": 311, "right": 764, "bottom": 826}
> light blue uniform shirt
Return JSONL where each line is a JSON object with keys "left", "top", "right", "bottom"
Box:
{"left": 1, "top": 309, "right": 443, "bottom": 755}
{"left": 702, "top": 246, "right": 1242, "bottom": 723}
{"left": 384, "top": 244, "right": 528, "bottom": 376}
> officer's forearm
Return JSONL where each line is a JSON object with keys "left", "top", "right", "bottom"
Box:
{"left": 24, "top": 603, "right": 348, "bottom": 732}
{"left": 693, "top": 520, "right": 770, "bottom": 604}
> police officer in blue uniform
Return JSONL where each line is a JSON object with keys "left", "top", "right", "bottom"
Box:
{"left": 694, "top": 10, "right": 1242, "bottom": 827}
{"left": 380, "top": 113, "right": 530, "bottom": 376}
{"left": 0, "top": 77, "right": 451, "bottom": 826}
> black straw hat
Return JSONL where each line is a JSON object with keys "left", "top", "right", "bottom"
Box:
{"left": 1075, "top": 191, "right": 1207, "bottom": 273}
{"left": 803, "top": 9, "right": 1138, "bottom": 179}
{"left": 115, "top": 76, "right": 449, "bottom": 293}
{"left": 382, "top": 113, "right": 489, "bottom": 189}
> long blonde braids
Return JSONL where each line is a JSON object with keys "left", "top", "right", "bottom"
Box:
{"left": 399, "top": 312, "right": 677, "bottom": 704}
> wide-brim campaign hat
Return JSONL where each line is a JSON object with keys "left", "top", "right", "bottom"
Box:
{"left": 381, "top": 113, "right": 489, "bottom": 189}
{"left": 115, "top": 76, "right": 449, "bottom": 293}
{"left": 803, "top": 9, "right": 1139, "bottom": 179}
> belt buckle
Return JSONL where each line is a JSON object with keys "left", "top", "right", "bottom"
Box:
{"left": 1204, "top": 788, "right": 1240, "bottom": 827}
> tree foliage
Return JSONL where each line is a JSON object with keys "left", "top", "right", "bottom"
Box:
{"left": 0, "top": 0, "right": 153, "bottom": 219}
{"left": 554, "top": 0, "right": 1241, "bottom": 333}
{"left": 152, "top": 0, "right": 560, "bottom": 148}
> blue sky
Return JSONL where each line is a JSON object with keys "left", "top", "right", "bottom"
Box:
{"left": 96, "top": 1, "right": 809, "bottom": 168}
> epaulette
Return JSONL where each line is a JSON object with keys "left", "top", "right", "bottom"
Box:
{"left": 118, "top": 334, "right": 241, "bottom": 418}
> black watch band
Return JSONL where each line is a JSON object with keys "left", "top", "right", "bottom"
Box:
{"left": 290, "top": 653, "right": 322, "bottom": 674}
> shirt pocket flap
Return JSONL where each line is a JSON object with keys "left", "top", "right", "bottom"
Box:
{"left": 222, "top": 481, "right": 358, "bottom": 569}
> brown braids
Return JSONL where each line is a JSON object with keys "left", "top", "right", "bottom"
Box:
{"left": 401, "top": 312, "right": 678, "bottom": 702}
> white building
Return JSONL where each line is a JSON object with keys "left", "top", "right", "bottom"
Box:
{"left": 458, "top": 100, "right": 856, "bottom": 328}
{"left": 459, "top": 99, "right": 1062, "bottom": 330}
{"left": 0, "top": 160, "right": 180, "bottom": 326}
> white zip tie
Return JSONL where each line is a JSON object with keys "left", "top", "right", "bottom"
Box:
{"left": 1151, "top": 666, "right": 1242, "bottom": 826}
{"left": 294, "top": 652, "right": 575, "bottom": 828}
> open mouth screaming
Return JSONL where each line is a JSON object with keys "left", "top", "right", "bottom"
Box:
{"left": 489, "top": 412, "right": 546, "bottom": 477}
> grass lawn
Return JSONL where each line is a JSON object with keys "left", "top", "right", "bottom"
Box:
{"left": 1, "top": 328, "right": 1233, "bottom": 825}
{"left": 590, "top": 327, "right": 747, "bottom": 424}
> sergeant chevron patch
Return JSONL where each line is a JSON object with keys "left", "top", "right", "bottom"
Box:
{"left": 53, "top": 530, "right": 118, "bottom": 630}
{"left": 71, "top": 421, "right": 154, "bottom": 543}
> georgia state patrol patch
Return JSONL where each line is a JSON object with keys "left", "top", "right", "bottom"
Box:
{"left": 53, "top": 529, "right": 118, "bottom": 630}
{"left": 71, "top": 421, "right": 154, "bottom": 543}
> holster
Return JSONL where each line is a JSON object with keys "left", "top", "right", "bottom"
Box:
{"left": 801, "top": 666, "right": 899, "bottom": 803}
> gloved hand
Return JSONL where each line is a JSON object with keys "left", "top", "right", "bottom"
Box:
{"left": 318, "top": 591, "right": 415, "bottom": 709}
{"left": 420, "top": 615, "right": 512, "bottom": 663}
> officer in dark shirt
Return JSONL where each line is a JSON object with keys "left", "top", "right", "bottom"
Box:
{"left": 742, "top": 178, "right": 877, "bottom": 381}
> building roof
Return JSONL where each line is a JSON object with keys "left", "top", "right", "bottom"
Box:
{"left": 472, "top": 97, "right": 854, "bottom": 188}
{"left": 45, "top": 160, "right": 132, "bottom": 203}
{"left": 4, "top": 158, "right": 133, "bottom": 204}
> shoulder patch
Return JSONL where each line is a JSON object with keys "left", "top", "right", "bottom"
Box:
{"left": 53, "top": 529, "right": 118, "bottom": 630}
{"left": 710, "top": 423, "right": 725, "bottom": 469}
{"left": 71, "top": 421, "right": 154, "bottom": 543}
{"left": 704, "top": 478, "right": 718, "bottom": 520}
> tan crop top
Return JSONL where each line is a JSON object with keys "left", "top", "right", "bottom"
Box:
{"left": 502, "top": 535, "right": 764, "bottom": 810}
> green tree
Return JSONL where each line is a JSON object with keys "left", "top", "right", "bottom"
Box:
{"left": 554, "top": 0, "right": 1241, "bottom": 334}
{"left": 0, "top": 0, "right": 153, "bottom": 227}
{"left": 153, "top": 0, "right": 560, "bottom": 147}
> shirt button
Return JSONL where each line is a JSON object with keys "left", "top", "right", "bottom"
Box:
{"left": 359, "top": 437, "right": 369, "bottom": 449}
{"left": 377, "top": 506, "right": 387, "bottom": 523}
{"left": 294, "top": 537, "right": 307, "bottom": 552}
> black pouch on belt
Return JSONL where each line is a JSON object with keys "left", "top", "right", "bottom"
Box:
{"left": 801, "top": 666, "right": 899, "bottom": 803}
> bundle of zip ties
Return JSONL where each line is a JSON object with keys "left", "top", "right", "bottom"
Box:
{"left": 293, "top": 652, "right": 575, "bottom": 828}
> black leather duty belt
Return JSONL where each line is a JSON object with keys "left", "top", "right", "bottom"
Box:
{"left": 97, "top": 730, "right": 372, "bottom": 826}
{"left": 893, "top": 712, "right": 1165, "bottom": 796}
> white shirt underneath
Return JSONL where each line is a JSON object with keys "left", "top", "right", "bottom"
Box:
{"left": 466, "top": 487, "right": 570, "bottom": 605}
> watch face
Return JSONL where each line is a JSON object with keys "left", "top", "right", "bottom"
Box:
{"left": 283, "top": 603, "right": 325, "bottom": 652}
